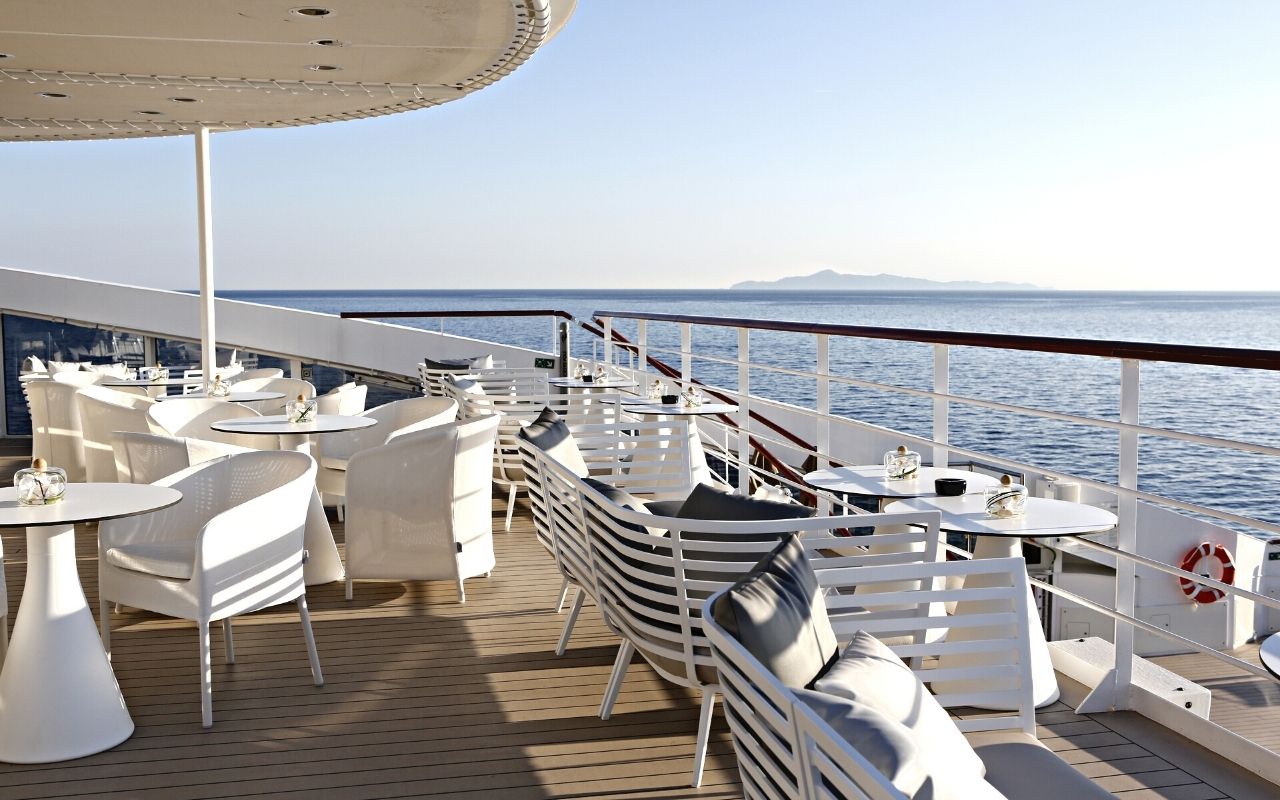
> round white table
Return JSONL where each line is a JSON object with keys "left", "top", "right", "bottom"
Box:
{"left": 621, "top": 401, "right": 738, "bottom": 487}
{"left": 156, "top": 390, "right": 285, "bottom": 403}
{"left": 210, "top": 415, "right": 377, "bottom": 586}
{"left": 884, "top": 494, "right": 1118, "bottom": 708}
{"left": 0, "top": 483, "right": 182, "bottom": 763}
{"left": 1260, "top": 634, "right": 1280, "bottom": 681}
{"left": 804, "top": 465, "right": 1001, "bottom": 504}
{"left": 547, "top": 376, "right": 638, "bottom": 390}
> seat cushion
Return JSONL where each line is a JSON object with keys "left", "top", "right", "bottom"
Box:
{"left": 643, "top": 499, "right": 685, "bottom": 517}
{"left": 966, "top": 730, "right": 1112, "bottom": 800}
{"left": 814, "top": 630, "right": 987, "bottom": 782}
{"left": 710, "top": 535, "right": 838, "bottom": 688}
{"left": 677, "top": 482, "right": 815, "bottom": 522}
{"left": 424, "top": 356, "right": 476, "bottom": 370}
{"left": 517, "top": 407, "right": 589, "bottom": 478}
{"left": 583, "top": 478, "right": 663, "bottom": 537}
{"left": 105, "top": 541, "right": 196, "bottom": 580}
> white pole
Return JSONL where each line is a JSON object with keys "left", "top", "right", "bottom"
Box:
{"left": 195, "top": 127, "right": 216, "bottom": 385}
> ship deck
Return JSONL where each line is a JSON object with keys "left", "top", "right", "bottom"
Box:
{"left": 0, "top": 439, "right": 1277, "bottom": 799}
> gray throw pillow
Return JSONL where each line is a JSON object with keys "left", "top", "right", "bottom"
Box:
{"left": 793, "top": 689, "right": 932, "bottom": 799}
{"left": 582, "top": 478, "right": 664, "bottom": 537}
{"left": 813, "top": 630, "right": 987, "bottom": 782}
{"left": 424, "top": 356, "right": 477, "bottom": 370}
{"left": 710, "top": 535, "right": 839, "bottom": 688}
{"left": 677, "top": 482, "right": 814, "bottom": 522}
{"left": 517, "top": 407, "right": 589, "bottom": 477}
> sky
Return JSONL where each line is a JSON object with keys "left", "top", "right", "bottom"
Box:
{"left": 1, "top": 2, "right": 1278, "bottom": 292}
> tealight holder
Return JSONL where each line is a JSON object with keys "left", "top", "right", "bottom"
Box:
{"left": 647, "top": 379, "right": 664, "bottom": 400}
{"left": 14, "top": 457, "right": 67, "bottom": 506}
{"left": 884, "top": 445, "right": 921, "bottom": 480}
{"left": 681, "top": 388, "right": 703, "bottom": 409}
{"left": 207, "top": 374, "right": 231, "bottom": 398}
{"left": 286, "top": 395, "right": 317, "bottom": 423}
{"left": 139, "top": 366, "right": 160, "bottom": 381}
{"left": 985, "top": 475, "right": 1028, "bottom": 518}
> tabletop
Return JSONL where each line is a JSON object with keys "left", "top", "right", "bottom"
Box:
{"left": 547, "top": 377, "right": 638, "bottom": 389}
{"left": 1261, "top": 635, "right": 1280, "bottom": 681}
{"left": 883, "top": 494, "right": 1118, "bottom": 539}
{"left": 622, "top": 402, "right": 739, "bottom": 416}
{"left": 210, "top": 414, "right": 378, "bottom": 436}
{"left": 804, "top": 465, "right": 1001, "bottom": 498}
{"left": 156, "top": 391, "right": 285, "bottom": 403}
{"left": 100, "top": 377, "right": 199, "bottom": 388}
{"left": 0, "top": 484, "right": 182, "bottom": 528}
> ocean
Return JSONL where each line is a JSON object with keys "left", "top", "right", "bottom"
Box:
{"left": 224, "top": 289, "right": 1280, "bottom": 532}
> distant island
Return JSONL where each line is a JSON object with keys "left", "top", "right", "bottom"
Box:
{"left": 730, "top": 269, "right": 1041, "bottom": 291}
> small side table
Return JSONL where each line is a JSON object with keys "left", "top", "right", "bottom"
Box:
{"left": 0, "top": 483, "right": 182, "bottom": 763}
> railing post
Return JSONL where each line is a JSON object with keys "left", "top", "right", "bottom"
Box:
{"left": 816, "top": 334, "right": 830, "bottom": 470}
{"left": 557, "top": 322, "right": 570, "bottom": 378}
{"left": 932, "top": 344, "right": 950, "bottom": 469}
{"left": 1113, "top": 358, "right": 1140, "bottom": 710}
{"left": 602, "top": 316, "right": 613, "bottom": 367}
{"left": 0, "top": 313, "right": 7, "bottom": 436}
{"left": 637, "top": 319, "right": 648, "bottom": 378}
{"left": 551, "top": 315, "right": 559, "bottom": 356}
{"left": 680, "top": 323, "right": 692, "bottom": 387}
{"left": 738, "top": 327, "right": 751, "bottom": 494}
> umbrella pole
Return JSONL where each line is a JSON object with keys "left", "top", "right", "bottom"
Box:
{"left": 195, "top": 126, "right": 216, "bottom": 386}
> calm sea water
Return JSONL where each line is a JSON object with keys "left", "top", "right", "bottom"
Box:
{"left": 227, "top": 289, "right": 1280, "bottom": 531}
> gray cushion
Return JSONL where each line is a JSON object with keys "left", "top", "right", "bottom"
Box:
{"left": 582, "top": 478, "right": 663, "bottom": 537}
{"left": 517, "top": 407, "right": 589, "bottom": 477}
{"left": 424, "top": 356, "right": 476, "bottom": 370}
{"left": 793, "top": 689, "right": 932, "bottom": 798}
{"left": 814, "top": 630, "right": 987, "bottom": 782}
{"left": 643, "top": 499, "right": 685, "bottom": 517}
{"left": 677, "top": 482, "right": 815, "bottom": 522}
{"left": 710, "top": 535, "right": 839, "bottom": 688}
{"left": 966, "top": 730, "right": 1111, "bottom": 800}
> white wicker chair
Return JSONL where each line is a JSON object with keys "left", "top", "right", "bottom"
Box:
{"left": 23, "top": 379, "right": 87, "bottom": 481}
{"left": 314, "top": 396, "right": 458, "bottom": 518}
{"left": 315, "top": 382, "right": 368, "bottom": 416}
{"left": 112, "top": 430, "right": 251, "bottom": 483}
{"left": 98, "top": 450, "right": 322, "bottom": 728}
{"left": 344, "top": 415, "right": 501, "bottom": 602}
{"left": 147, "top": 398, "right": 266, "bottom": 449}
{"left": 228, "top": 367, "right": 284, "bottom": 383}
{"left": 234, "top": 377, "right": 315, "bottom": 414}
{"left": 76, "top": 386, "right": 157, "bottom": 482}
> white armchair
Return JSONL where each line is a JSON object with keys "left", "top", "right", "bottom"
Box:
{"left": 76, "top": 386, "right": 157, "bottom": 482}
{"left": 23, "top": 379, "right": 87, "bottom": 481}
{"left": 314, "top": 396, "right": 457, "bottom": 516}
{"left": 147, "top": 398, "right": 266, "bottom": 449}
{"left": 315, "top": 382, "right": 368, "bottom": 416}
{"left": 235, "top": 378, "right": 315, "bottom": 414}
{"left": 98, "top": 451, "right": 323, "bottom": 728}
{"left": 228, "top": 367, "right": 283, "bottom": 383}
{"left": 344, "top": 415, "right": 501, "bottom": 602}
{"left": 112, "top": 430, "right": 252, "bottom": 484}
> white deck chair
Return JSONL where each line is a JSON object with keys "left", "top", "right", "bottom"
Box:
{"left": 24, "top": 379, "right": 87, "bottom": 481}
{"left": 315, "top": 382, "right": 368, "bottom": 416}
{"left": 147, "top": 399, "right": 266, "bottom": 449}
{"left": 98, "top": 451, "right": 322, "bottom": 728}
{"left": 344, "top": 415, "right": 501, "bottom": 602}
{"left": 76, "top": 386, "right": 156, "bottom": 482}
{"left": 229, "top": 367, "right": 283, "bottom": 383}
{"left": 235, "top": 377, "right": 316, "bottom": 414}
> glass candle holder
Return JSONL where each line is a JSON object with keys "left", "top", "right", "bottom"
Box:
{"left": 647, "top": 379, "right": 663, "bottom": 400}
{"left": 681, "top": 387, "right": 703, "bottom": 408}
{"left": 15, "top": 458, "right": 67, "bottom": 505}
{"left": 286, "top": 395, "right": 317, "bottom": 423}
{"left": 884, "top": 445, "right": 921, "bottom": 480}
{"left": 985, "top": 475, "right": 1028, "bottom": 518}
{"left": 207, "top": 374, "right": 231, "bottom": 398}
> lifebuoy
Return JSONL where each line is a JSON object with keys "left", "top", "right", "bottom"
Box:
{"left": 1178, "top": 542, "right": 1235, "bottom": 604}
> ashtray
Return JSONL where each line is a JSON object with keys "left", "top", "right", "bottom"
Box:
{"left": 581, "top": 374, "right": 594, "bottom": 383}
{"left": 934, "top": 477, "right": 967, "bottom": 496}
{"left": 661, "top": 394, "right": 679, "bottom": 405}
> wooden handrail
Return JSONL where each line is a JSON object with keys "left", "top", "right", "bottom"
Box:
{"left": 592, "top": 310, "right": 1280, "bottom": 371}
{"left": 340, "top": 309, "right": 574, "bottom": 320}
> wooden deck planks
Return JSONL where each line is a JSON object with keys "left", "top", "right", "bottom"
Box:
{"left": 0, "top": 439, "right": 1272, "bottom": 798}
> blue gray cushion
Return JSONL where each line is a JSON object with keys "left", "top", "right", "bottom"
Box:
{"left": 424, "top": 356, "right": 477, "bottom": 370}
{"left": 517, "top": 407, "right": 589, "bottom": 477}
{"left": 677, "top": 482, "right": 814, "bottom": 522}
{"left": 710, "top": 535, "right": 839, "bottom": 688}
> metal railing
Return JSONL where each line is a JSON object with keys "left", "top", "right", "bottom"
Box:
{"left": 591, "top": 309, "right": 1280, "bottom": 719}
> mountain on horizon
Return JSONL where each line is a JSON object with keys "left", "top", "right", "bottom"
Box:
{"left": 730, "top": 269, "right": 1042, "bottom": 291}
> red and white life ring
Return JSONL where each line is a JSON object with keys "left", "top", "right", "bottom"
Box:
{"left": 1178, "top": 542, "right": 1235, "bottom": 604}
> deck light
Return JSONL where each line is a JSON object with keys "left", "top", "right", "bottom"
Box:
{"left": 306, "top": 64, "right": 341, "bottom": 72}
{"left": 309, "top": 39, "right": 346, "bottom": 47}
{"left": 37, "top": 91, "right": 68, "bottom": 99}
{"left": 291, "top": 7, "right": 333, "bottom": 17}
{"left": 169, "top": 97, "right": 199, "bottom": 103}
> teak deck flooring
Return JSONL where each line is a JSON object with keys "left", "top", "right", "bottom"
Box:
{"left": 0, "top": 439, "right": 1274, "bottom": 799}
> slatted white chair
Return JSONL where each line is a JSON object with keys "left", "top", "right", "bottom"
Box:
{"left": 315, "top": 382, "right": 368, "bottom": 416}
{"left": 417, "top": 357, "right": 507, "bottom": 396}
{"left": 446, "top": 382, "right": 623, "bottom": 530}
{"left": 76, "top": 386, "right": 157, "bottom": 482}
{"left": 314, "top": 396, "right": 458, "bottom": 518}
{"left": 98, "top": 450, "right": 322, "bottom": 728}
{"left": 344, "top": 415, "right": 501, "bottom": 602}
{"left": 705, "top": 553, "right": 1050, "bottom": 800}
{"left": 23, "top": 378, "right": 87, "bottom": 481}
{"left": 520, "top": 416, "right": 697, "bottom": 653}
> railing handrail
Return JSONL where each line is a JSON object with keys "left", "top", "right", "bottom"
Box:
{"left": 592, "top": 309, "right": 1280, "bottom": 371}
{"left": 340, "top": 309, "right": 575, "bottom": 320}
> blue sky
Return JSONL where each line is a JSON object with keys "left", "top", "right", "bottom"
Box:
{"left": 2, "top": 2, "right": 1278, "bottom": 290}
